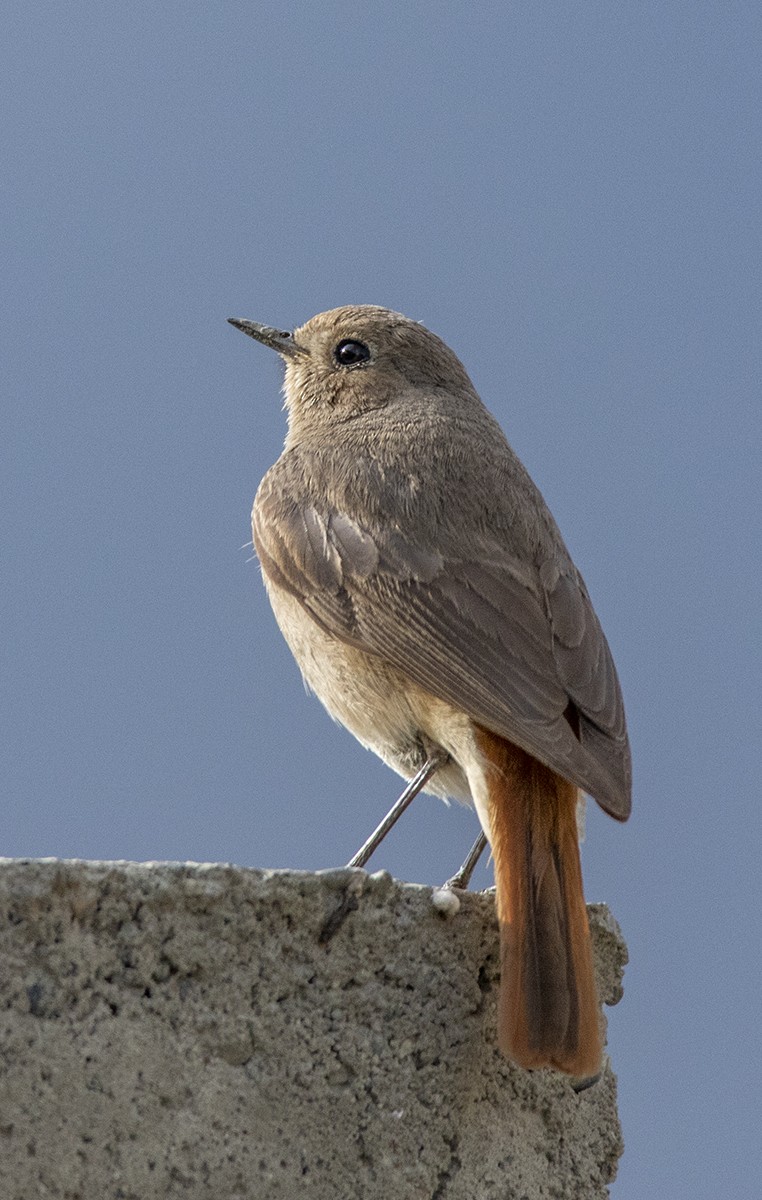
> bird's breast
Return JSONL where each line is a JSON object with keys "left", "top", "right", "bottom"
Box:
{"left": 261, "top": 575, "right": 474, "bottom": 804}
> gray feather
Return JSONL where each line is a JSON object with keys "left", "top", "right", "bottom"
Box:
{"left": 253, "top": 456, "right": 631, "bottom": 820}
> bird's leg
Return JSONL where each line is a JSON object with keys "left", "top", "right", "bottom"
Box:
{"left": 442, "top": 831, "right": 488, "bottom": 891}
{"left": 346, "top": 751, "right": 449, "bottom": 869}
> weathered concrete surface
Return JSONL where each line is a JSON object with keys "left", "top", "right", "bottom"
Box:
{"left": 0, "top": 859, "right": 626, "bottom": 1199}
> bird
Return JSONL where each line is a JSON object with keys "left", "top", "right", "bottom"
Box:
{"left": 228, "top": 305, "right": 631, "bottom": 1078}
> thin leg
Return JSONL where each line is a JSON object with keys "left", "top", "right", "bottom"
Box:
{"left": 442, "top": 831, "right": 488, "bottom": 891}
{"left": 346, "top": 751, "right": 448, "bottom": 869}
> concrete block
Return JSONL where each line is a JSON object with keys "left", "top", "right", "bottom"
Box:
{"left": 0, "top": 859, "right": 626, "bottom": 1198}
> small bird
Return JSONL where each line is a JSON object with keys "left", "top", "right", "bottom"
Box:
{"left": 229, "top": 306, "right": 631, "bottom": 1078}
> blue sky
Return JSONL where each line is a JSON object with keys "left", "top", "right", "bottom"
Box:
{"left": 3, "top": 4, "right": 760, "bottom": 1195}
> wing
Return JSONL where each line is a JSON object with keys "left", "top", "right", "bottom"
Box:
{"left": 254, "top": 475, "right": 631, "bottom": 820}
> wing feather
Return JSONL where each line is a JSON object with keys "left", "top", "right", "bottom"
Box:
{"left": 253, "top": 474, "right": 631, "bottom": 818}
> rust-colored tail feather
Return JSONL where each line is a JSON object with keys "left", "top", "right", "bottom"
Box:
{"left": 474, "top": 728, "right": 602, "bottom": 1077}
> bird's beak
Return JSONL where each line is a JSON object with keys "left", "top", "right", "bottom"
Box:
{"left": 227, "top": 318, "right": 304, "bottom": 358}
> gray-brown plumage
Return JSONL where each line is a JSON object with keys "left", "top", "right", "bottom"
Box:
{"left": 230, "top": 305, "right": 631, "bottom": 1077}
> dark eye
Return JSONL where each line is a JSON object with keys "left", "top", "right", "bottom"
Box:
{"left": 334, "top": 339, "right": 371, "bottom": 366}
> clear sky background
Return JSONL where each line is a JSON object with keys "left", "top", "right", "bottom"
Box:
{"left": 3, "top": 4, "right": 760, "bottom": 1196}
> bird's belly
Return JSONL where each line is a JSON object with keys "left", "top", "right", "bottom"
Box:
{"left": 263, "top": 582, "right": 477, "bottom": 805}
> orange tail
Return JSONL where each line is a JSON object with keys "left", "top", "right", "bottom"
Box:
{"left": 474, "top": 727, "right": 602, "bottom": 1077}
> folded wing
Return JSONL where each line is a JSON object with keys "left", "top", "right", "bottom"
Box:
{"left": 254, "top": 482, "right": 631, "bottom": 820}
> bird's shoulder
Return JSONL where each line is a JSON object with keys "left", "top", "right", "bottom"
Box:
{"left": 256, "top": 409, "right": 565, "bottom": 564}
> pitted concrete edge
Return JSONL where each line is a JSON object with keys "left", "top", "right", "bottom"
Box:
{"left": 0, "top": 859, "right": 626, "bottom": 1199}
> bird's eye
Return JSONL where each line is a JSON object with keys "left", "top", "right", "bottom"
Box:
{"left": 334, "top": 339, "right": 371, "bottom": 366}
